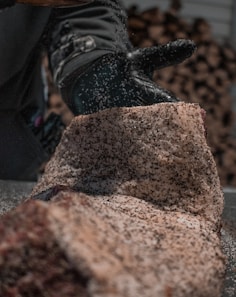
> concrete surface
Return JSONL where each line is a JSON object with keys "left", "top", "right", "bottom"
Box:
{"left": 223, "top": 189, "right": 236, "bottom": 224}
{"left": 221, "top": 189, "right": 236, "bottom": 297}
{"left": 0, "top": 180, "right": 35, "bottom": 215}
{"left": 0, "top": 180, "right": 235, "bottom": 296}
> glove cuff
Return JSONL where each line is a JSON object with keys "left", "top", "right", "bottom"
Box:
{"left": 50, "top": 34, "right": 118, "bottom": 86}
{"left": 51, "top": 35, "right": 101, "bottom": 83}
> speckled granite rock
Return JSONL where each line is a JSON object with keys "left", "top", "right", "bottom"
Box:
{"left": 0, "top": 103, "right": 225, "bottom": 297}
{"left": 33, "top": 103, "right": 223, "bottom": 228}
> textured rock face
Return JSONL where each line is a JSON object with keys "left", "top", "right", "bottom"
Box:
{"left": 33, "top": 103, "right": 223, "bottom": 227}
{"left": 0, "top": 103, "right": 225, "bottom": 297}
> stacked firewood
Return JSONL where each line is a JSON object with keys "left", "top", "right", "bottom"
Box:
{"left": 127, "top": 3, "right": 236, "bottom": 187}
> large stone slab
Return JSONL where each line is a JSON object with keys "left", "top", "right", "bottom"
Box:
{"left": 0, "top": 103, "right": 225, "bottom": 297}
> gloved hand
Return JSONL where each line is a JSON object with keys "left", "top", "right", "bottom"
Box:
{"left": 61, "top": 39, "right": 196, "bottom": 115}
{"left": 0, "top": 0, "right": 15, "bottom": 9}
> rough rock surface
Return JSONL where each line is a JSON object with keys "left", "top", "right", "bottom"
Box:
{"left": 0, "top": 103, "right": 225, "bottom": 297}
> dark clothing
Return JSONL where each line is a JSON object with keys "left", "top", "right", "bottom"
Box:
{"left": 0, "top": 1, "right": 131, "bottom": 180}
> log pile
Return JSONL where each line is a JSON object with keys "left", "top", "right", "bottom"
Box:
{"left": 127, "top": 4, "right": 236, "bottom": 186}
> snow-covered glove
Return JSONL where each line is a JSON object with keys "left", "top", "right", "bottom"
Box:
{"left": 60, "top": 39, "right": 196, "bottom": 115}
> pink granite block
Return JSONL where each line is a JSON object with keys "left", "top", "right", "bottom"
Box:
{"left": 0, "top": 103, "right": 225, "bottom": 297}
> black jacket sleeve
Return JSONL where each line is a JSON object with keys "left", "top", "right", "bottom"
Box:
{"left": 0, "top": 0, "right": 15, "bottom": 9}
{"left": 47, "top": 0, "right": 133, "bottom": 84}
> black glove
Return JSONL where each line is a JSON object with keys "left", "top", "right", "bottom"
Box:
{"left": 60, "top": 39, "right": 196, "bottom": 115}
{"left": 128, "top": 39, "right": 196, "bottom": 76}
{"left": 0, "top": 0, "right": 15, "bottom": 9}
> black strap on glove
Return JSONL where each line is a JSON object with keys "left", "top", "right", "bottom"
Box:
{"left": 60, "top": 39, "right": 196, "bottom": 115}
{"left": 0, "top": 0, "right": 15, "bottom": 9}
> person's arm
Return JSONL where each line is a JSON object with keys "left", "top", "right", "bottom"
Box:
{"left": 16, "top": 0, "right": 93, "bottom": 7}
{"left": 0, "top": 0, "right": 92, "bottom": 9}
{"left": 47, "top": 1, "right": 196, "bottom": 115}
